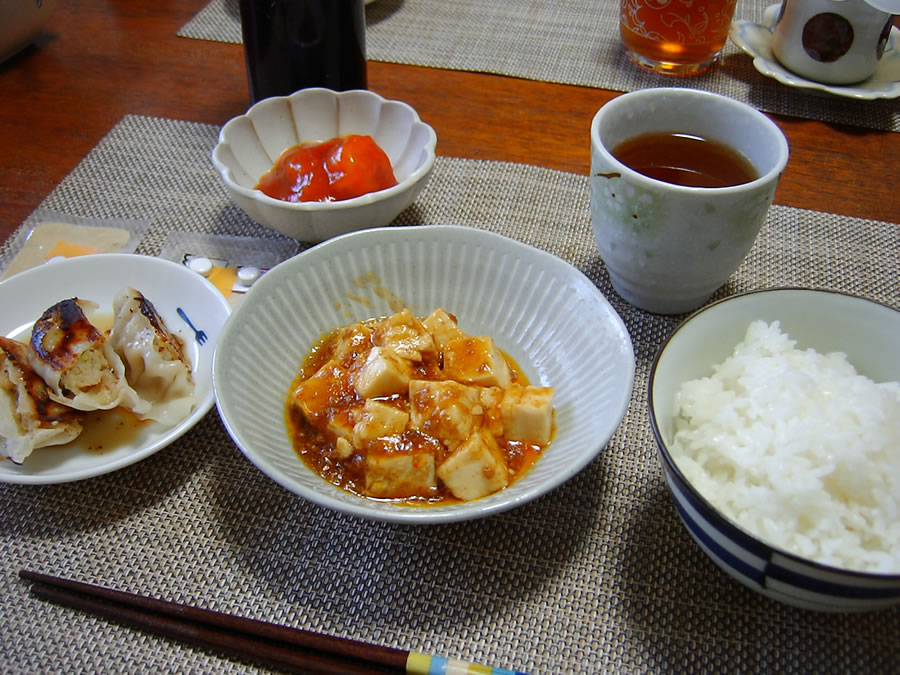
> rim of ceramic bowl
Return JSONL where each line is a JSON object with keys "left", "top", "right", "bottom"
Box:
{"left": 590, "top": 87, "right": 790, "bottom": 196}
{"left": 647, "top": 286, "right": 900, "bottom": 581}
{"left": 211, "top": 88, "right": 437, "bottom": 213}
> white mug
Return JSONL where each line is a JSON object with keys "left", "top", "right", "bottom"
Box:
{"left": 590, "top": 88, "right": 789, "bottom": 315}
{"left": 771, "top": 0, "right": 897, "bottom": 84}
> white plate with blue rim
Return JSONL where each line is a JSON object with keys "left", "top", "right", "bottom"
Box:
{"left": 729, "top": 4, "right": 900, "bottom": 100}
{"left": 0, "top": 254, "right": 231, "bottom": 484}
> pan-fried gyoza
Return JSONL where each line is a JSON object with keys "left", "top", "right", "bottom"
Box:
{"left": 110, "top": 288, "right": 195, "bottom": 427}
{"left": 27, "top": 298, "right": 147, "bottom": 414}
{"left": 0, "top": 289, "right": 197, "bottom": 464}
{"left": 0, "top": 336, "right": 84, "bottom": 464}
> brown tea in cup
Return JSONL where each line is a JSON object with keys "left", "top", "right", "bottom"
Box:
{"left": 611, "top": 132, "right": 759, "bottom": 188}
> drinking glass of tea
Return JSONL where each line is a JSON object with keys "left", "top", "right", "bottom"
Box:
{"left": 590, "top": 88, "right": 789, "bottom": 314}
{"left": 619, "top": 0, "right": 739, "bottom": 75}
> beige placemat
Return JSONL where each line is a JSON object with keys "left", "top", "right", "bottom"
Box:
{"left": 177, "top": 0, "right": 900, "bottom": 133}
{"left": 1, "top": 115, "right": 898, "bottom": 674}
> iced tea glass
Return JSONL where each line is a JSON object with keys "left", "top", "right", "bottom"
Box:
{"left": 619, "top": 0, "right": 739, "bottom": 75}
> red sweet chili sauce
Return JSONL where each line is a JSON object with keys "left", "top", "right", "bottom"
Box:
{"left": 255, "top": 134, "right": 398, "bottom": 203}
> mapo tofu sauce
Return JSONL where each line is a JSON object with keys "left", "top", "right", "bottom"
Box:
{"left": 285, "top": 309, "right": 555, "bottom": 505}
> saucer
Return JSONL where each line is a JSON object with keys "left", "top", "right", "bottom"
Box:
{"left": 729, "top": 4, "right": 900, "bottom": 100}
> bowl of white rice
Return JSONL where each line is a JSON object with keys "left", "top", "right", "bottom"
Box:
{"left": 648, "top": 288, "right": 900, "bottom": 612}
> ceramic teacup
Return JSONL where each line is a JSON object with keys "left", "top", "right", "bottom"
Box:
{"left": 590, "top": 88, "right": 789, "bottom": 315}
{"left": 771, "top": 0, "right": 897, "bottom": 85}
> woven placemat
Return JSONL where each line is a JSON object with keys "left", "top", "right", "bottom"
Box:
{"left": 1, "top": 115, "right": 898, "bottom": 674}
{"left": 177, "top": 0, "right": 900, "bottom": 133}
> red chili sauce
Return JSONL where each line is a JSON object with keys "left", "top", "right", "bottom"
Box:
{"left": 255, "top": 134, "right": 398, "bottom": 203}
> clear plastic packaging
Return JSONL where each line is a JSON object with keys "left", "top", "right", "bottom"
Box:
{"left": 0, "top": 209, "right": 149, "bottom": 280}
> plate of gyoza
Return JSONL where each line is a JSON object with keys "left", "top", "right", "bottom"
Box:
{"left": 0, "top": 254, "right": 231, "bottom": 483}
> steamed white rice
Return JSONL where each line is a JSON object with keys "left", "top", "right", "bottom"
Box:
{"left": 671, "top": 320, "right": 900, "bottom": 574}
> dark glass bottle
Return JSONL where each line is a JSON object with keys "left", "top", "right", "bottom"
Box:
{"left": 239, "top": 0, "right": 367, "bottom": 104}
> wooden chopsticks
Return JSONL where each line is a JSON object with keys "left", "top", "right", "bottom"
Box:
{"left": 20, "top": 569, "right": 404, "bottom": 674}
{"left": 21, "top": 570, "right": 528, "bottom": 674}
{"left": 20, "top": 570, "right": 528, "bottom": 674}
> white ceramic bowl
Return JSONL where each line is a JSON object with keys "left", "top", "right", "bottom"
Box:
{"left": 211, "top": 88, "right": 437, "bottom": 242}
{"left": 1, "top": 0, "right": 58, "bottom": 63}
{"left": 213, "top": 225, "right": 635, "bottom": 524}
{"left": 648, "top": 288, "right": 900, "bottom": 611}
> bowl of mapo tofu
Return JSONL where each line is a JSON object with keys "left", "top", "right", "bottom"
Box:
{"left": 290, "top": 307, "right": 555, "bottom": 503}
{"left": 213, "top": 225, "right": 635, "bottom": 523}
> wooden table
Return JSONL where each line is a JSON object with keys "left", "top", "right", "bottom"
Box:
{"left": 1, "top": 0, "right": 897, "bottom": 250}
{"left": 2, "top": 4, "right": 898, "bottom": 673}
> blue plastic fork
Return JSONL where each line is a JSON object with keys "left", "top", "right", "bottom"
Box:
{"left": 177, "top": 307, "right": 208, "bottom": 345}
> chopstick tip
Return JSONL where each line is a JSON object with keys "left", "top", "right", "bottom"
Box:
{"left": 19, "top": 569, "right": 40, "bottom": 582}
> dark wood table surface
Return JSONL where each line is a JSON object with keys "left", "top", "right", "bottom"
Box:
{"left": 1, "top": 4, "right": 898, "bottom": 673}
{"left": 1, "top": 0, "right": 898, "bottom": 248}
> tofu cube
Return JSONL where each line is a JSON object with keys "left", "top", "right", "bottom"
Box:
{"left": 292, "top": 360, "right": 351, "bottom": 423}
{"left": 422, "top": 308, "right": 466, "bottom": 350}
{"left": 373, "top": 309, "right": 436, "bottom": 362}
{"left": 501, "top": 384, "right": 555, "bottom": 445}
{"left": 331, "top": 322, "right": 373, "bottom": 363}
{"left": 442, "top": 335, "right": 512, "bottom": 388}
{"left": 353, "top": 399, "right": 409, "bottom": 444}
{"left": 334, "top": 437, "right": 354, "bottom": 459}
{"left": 365, "top": 452, "right": 436, "bottom": 498}
{"left": 479, "top": 386, "right": 505, "bottom": 437}
{"left": 327, "top": 409, "right": 355, "bottom": 441}
{"left": 408, "top": 379, "right": 482, "bottom": 447}
{"left": 354, "top": 347, "right": 411, "bottom": 398}
{"left": 436, "top": 430, "right": 509, "bottom": 501}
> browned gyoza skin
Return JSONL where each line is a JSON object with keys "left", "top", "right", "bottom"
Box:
{"left": 109, "top": 287, "right": 195, "bottom": 426}
{"left": 131, "top": 291, "right": 189, "bottom": 365}
{"left": 31, "top": 299, "right": 103, "bottom": 373}
{"left": 27, "top": 298, "right": 147, "bottom": 413}
{"left": 1, "top": 337, "right": 79, "bottom": 422}
{"left": 0, "top": 336, "right": 83, "bottom": 464}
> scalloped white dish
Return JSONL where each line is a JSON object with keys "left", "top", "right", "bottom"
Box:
{"left": 213, "top": 225, "right": 636, "bottom": 524}
{"left": 212, "top": 88, "right": 437, "bottom": 242}
{"left": 0, "top": 254, "right": 231, "bottom": 484}
{"left": 729, "top": 4, "right": 900, "bottom": 100}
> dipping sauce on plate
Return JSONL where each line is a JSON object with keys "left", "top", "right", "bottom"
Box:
{"left": 255, "top": 134, "right": 397, "bottom": 203}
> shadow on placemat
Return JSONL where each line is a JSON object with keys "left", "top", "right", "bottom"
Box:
{"left": 0, "top": 414, "right": 228, "bottom": 537}
{"left": 203, "top": 443, "right": 610, "bottom": 631}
